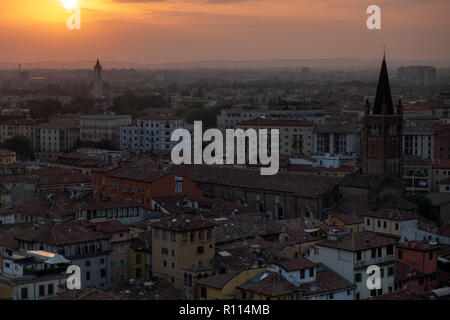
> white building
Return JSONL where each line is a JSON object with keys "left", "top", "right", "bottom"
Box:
{"left": 34, "top": 121, "right": 80, "bottom": 158}
{"left": 217, "top": 107, "right": 326, "bottom": 130}
{"left": 309, "top": 231, "right": 396, "bottom": 300}
{"left": 80, "top": 113, "right": 132, "bottom": 143}
{"left": 0, "top": 250, "right": 69, "bottom": 300}
{"left": 120, "top": 116, "right": 184, "bottom": 153}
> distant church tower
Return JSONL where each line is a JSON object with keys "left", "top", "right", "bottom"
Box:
{"left": 363, "top": 54, "right": 403, "bottom": 178}
{"left": 94, "top": 58, "right": 103, "bottom": 99}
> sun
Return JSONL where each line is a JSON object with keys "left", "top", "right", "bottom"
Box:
{"left": 61, "top": 0, "right": 77, "bottom": 10}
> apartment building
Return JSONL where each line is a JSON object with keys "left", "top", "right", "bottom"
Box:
{"left": 15, "top": 222, "right": 112, "bottom": 287}
{"left": 120, "top": 116, "right": 184, "bottom": 153}
{"left": 0, "top": 119, "right": 38, "bottom": 144}
{"left": 93, "top": 167, "right": 203, "bottom": 210}
{"left": 313, "top": 121, "right": 362, "bottom": 157}
{"left": 236, "top": 118, "right": 314, "bottom": 156}
{"left": 0, "top": 250, "right": 69, "bottom": 300}
{"left": 0, "top": 149, "right": 16, "bottom": 165}
{"left": 310, "top": 231, "right": 397, "bottom": 300}
{"left": 402, "top": 156, "right": 433, "bottom": 196}
{"left": 361, "top": 209, "right": 419, "bottom": 239}
{"left": 93, "top": 220, "right": 130, "bottom": 286}
{"left": 395, "top": 240, "right": 440, "bottom": 293}
{"left": 150, "top": 215, "right": 215, "bottom": 292}
{"left": 432, "top": 160, "right": 450, "bottom": 191}
{"left": 34, "top": 121, "right": 80, "bottom": 158}
{"left": 403, "top": 124, "right": 435, "bottom": 160}
{"left": 217, "top": 107, "right": 325, "bottom": 130}
{"left": 80, "top": 113, "right": 132, "bottom": 143}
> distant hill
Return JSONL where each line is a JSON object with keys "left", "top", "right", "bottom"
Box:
{"left": 1, "top": 58, "right": 449, "bottom": 71}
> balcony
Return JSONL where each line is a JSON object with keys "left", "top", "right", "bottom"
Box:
{"left": 354, "top": 255, "right": 395, "bottom": 269}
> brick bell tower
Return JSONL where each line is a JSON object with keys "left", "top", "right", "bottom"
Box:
{"left": 363, "top": 53, "right": 403, "bottom": 178}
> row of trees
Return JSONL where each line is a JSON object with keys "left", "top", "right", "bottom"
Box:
{"left": 26, "top": 97, "right": 102, "bottom": 121}
{"left": 176, "top": 103, "right": 229, "bottom": 127}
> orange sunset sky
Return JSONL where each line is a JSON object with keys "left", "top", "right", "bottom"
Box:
{"left": 0, "top": 0, "right": 449, "bottom": 64}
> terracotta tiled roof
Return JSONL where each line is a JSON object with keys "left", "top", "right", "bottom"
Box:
{"left": 15, "top": 221, "right": 111, "bottom": 246}
{"left": 105, "top": 167, "right": 169, "bottom": 183}
{"left": 299, "top": 264, "right": 356, "bottom": 297}
{"left": 361, "top": 209, "right": 419, "bottom": 221}
{"left": 275, "top": 257, "right": 318, "bottom": 272}
{"left": 169, "top": 165, "right": 341, "bottom": 199}
{"left": 93, "top": 220, "right": 129, "bottom": 234}
{"left": 238, "top": 271, "right": 300, "bottom": 297}
{"left": 319, "top": 231, "right": 397, "bottom": 252}
{"left": 150, "top": 214, "right": 215, "bottom": 232}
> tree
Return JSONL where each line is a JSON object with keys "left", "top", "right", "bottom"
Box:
{"left": 1, "top": 136, "right": 35, "bottom": 160}
{"left": 405, "top": 193, "right": 440, "bottom": 223}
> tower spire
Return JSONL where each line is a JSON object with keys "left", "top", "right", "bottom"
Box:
{"left": 373, "top": 52, "right": 393, "bottom": 114}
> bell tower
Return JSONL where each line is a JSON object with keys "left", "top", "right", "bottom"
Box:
{"left": 94, "top": 58, "right": 103, "bottom": 100}
{"left": 363, "top": 54, "right": 403, "bottom": 178}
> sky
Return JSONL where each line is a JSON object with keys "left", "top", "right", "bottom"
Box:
{"left": 0, "top": 0, "right": 449, "bottom": 64}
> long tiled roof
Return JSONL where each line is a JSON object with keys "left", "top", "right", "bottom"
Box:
{"left": 169, "top": 165, "right": 341, "bottom": 198}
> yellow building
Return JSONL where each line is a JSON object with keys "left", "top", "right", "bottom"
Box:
{"left": 328, "top": 213, "right": 364, "bottom": 233}
{"left": 0, "top": 149, "right": 16, "bottom": 165}
{"left": 196, "top": 267, "right": 267, "bottom": 300}
{"left": 128, "top": 231, "right": 152, "bottom": 282}
{"left": 150, "top": 214, "right": 215, "bottom": 290}
{"left": 277, "top": 229, "right": 320, "bottom": 258}
{"left": 362, "top": 209, "right": 418, "bottom": 237}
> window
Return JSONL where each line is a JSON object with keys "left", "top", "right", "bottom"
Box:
{"left": 200, "top": 287, "right": 207, "bottom": 298}
{"left": 120, "top": 275, "right": 125, "bottom": 283}
{"left": 171, "top": 232, "right": 176, "bottom": 242}
{"left": 48, "top": 284, "right": 54, "bottom": 295}
{"left": 85, "top": 260, "right": 91, "bottom": 267}
{"left": 371, "top": 248, "right": 377, "bottom": 258}
{"left": 387, "top": 245, "right": 394, "bottom": 256}
{"left": 377, "top": 220, "right": 381, "bottom": 228}
{"left": 190, "top": 232, "right": 195, "bottom": 242}
{"left": 395, "top": 223, "right": 399, "bottom": 231}
{"left": 119, "top": 244, "right": 125, "bottom": 253}
{"left": 378, "top": 247, "right": 382, "bottom": 257}
{"left": 136, "top": 254, "right": 141, "bottom": 264}
{"left": 383, "top": 221, "right": 387, "bottom": 229}
{"left": 355, "top": 273, "right": 362, "bottom": 282}
{"left": 197, "top": 246, "right": 204, "bottom": 255}
{"left": 366, "top": 219, "right": 370, "bottom": 226}
{"left": 136, "top": 268, "right": 142, "bottom": 279}
{"left": 120, "top": 260, "right": 125, "bottom": 268}
{"left": 356, "top": 251, "right": 362, "bottom": 261}
{"left": 100, "top": 258, "right": 105, "bottom": 264}
{"left": 388, "top": 267, "right": 394, "bottom": 276}
{"left": 355, "top": 293, "right": 360, "bottom": 300}
{"left": 309, "top": 268, "right": 314, "bottom": 277}
{"left": 380, "top": 268, "right": 384, "bottom": 278}
{"left": 101, "top": 269, "right": 106, "bottom": 278}
{"left": 39, "top": 285, "right": 45, "bottom": 297}
{"left": 377, "top": 289, "right": 383, "bottom": 296}
{"left": 370, "top": 289, "right": 377, "bottom": 297}
{"left": 398, "top": 250, "right": 403, "bottom": 260}
{"left": 21, "top": 287, "right": 28, "bottom": 299}
{"left": 86, "top": 272, "right": 91, "bottom": 281}
{"left": 175, "top": 176, "right": 183, "bottom": 193}
{"left": 429, "top": 252, "right": 433, "bottom": 260}
{"left": 300, "top": 269, "right": 305, "bottom": 279}
{"left": 162, "top": 231, "right": 167, "bottom": 240}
